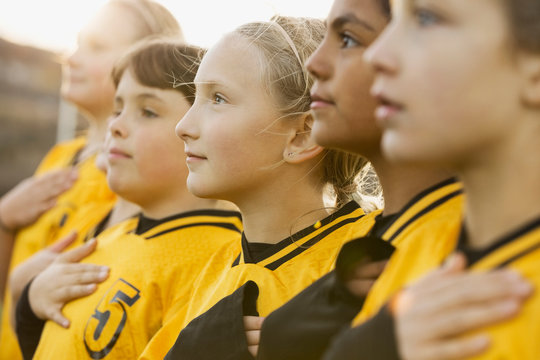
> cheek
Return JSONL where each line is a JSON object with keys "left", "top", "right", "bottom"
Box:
{"left": 135, "top": 131, "right": 187, "bottom": 181}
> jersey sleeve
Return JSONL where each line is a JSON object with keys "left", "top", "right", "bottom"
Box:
{"left": 164, "top": 281, "right": 259, "bottom": 360}
{"left": 258, "top": 271, "right": 364, "bottom": 360}
{"left": 15, "top": 279, "right": 45, "bottom": 360}
{"left": 322, "top": 304, "right": 400, "bottom": 360}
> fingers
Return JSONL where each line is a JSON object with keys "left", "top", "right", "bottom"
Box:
{"left": 244, "top": 316, "right": 264, "bottom": 357}
{"left": 345, "top": 279, "right": 376, "bottom": 298}
{"left": 351, "top": 260, "right": 388, "bottom": 279}
{"left": 39, "top": 169, "right": 78, "bottom": 200}
{"left": 426, "top": 299, "right": 523, "bottom": 338}
{"left": 243, "top": 316, "right": 264, "bottom": 331}
{"left": 56, "top": 283, "right": 98, "bottom": 303}
{"left": 415, "top": 335, "right": 490, "bottom": 360}
{"left": 56, "top": 238, "right": 97, "bottom": 262}
{"left": 248, "top": 345, "right": 259, "bottom": 358}
{"left": 345, "top": 260, "right": 388, "bottom": 297}
{"left": 415, "top": 271, "right": 532, "bottom": 313}
{"left": 63, "top": 265, "right": 109, "bottom": 285}
{"left": 48, "top": 232, "right": 79, "bottom": 253}
{"left": 441, "top": 252, "right": 467, "bottom": 273}
{"left": 47, "top": 308, "right": 71, "bottom": 329}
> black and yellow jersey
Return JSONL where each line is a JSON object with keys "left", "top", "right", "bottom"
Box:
{"left": 27, "top": 209, "right": 242, "bottom": 360}
{"left": 138, "top": 201, "right": 375, "bottom": 360}
{"left": 256, "top": 178, "right": 464, "bottom": 360}
{"left": 323, "top": 217, "right": 540, "bottom": 360}
{"left": 0, "top": 137, "right": 115, "bottom": 360}
{"left": 456, "top": 218, "right": 540, "bottom": 359}
{"left": 354, "top": 178, "right": 464, "bottom": 324}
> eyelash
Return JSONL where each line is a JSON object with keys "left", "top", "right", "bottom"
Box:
{"left": 212, "top": 93, "right": 226, "bottom": 105}
{"left": 413, "top": 7, "right": 443, "bottom": 27}
{"left": 339, "top": 32, "right": 361, "bottom": 48}
{"left": 142, "top": 108, "right": 158, "bottom": 118}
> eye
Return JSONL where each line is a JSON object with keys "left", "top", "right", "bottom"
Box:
{"left": 212, "top": 93, "right": 227, "bottom": 105}
{"left": 340, "top": 33, "right": 360, "bottom": 48}
{"left": 112, "top": 108, "right": 122, "bottom": 117}
{"left": 414, "top": 8, "right": 442, "bottom": 27}
{"left": 142, "top": 108, "right": 158, "bottom": 118}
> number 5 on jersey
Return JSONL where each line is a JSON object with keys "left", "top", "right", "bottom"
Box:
{"left": 84, "top": 278, "right": 141, "bottom": 359}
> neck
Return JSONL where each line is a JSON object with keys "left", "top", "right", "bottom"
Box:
{"left": 141, "top": 188, "right": 219, "bottom": 220}
{"left": 461, "top": 125, "right": 540, "bottom": 249}
{"left": 106, "top": 198, "right": 140, "bottom": 228}
{"left": 369, "top": 153, "right": 454, "bottom": 215}
{"left": 235, "top": 174, "right": 328, "bottom": 245}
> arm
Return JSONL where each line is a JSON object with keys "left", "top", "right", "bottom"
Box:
{"left": 164, "top": 281, "right": 259, "bottom": 360}
{"left": 323, "top": 254, "right": 533, "bottom": 360}
{"left": 9, "top": 232, "right": 78, "bottom": 311}
{"left": 257, "top": 236, "right": 390, "bottom": 360}
{"left": 0, "top": 225, "right": 15, "bottom": 299}
{"left": 257, "top": 271, "right": 366, "bottom": 360}
{"left": 0, "top": 169, "right": 78, "bottom": 298}
{"left": 15, "top": 238, "right": 109, "bottom": 359}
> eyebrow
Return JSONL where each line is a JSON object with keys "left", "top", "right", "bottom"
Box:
{"left": 330, "top": 13, "right": 376, "bottom": 32}
{"left": 136, "top": 93, "right": 163, "bottom": 102}
{"left": 114, "top": 93, "right": 164, "bottom": 103}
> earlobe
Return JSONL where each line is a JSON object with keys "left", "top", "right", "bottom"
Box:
{"left": 283, "top": 112, "right": 324, "bottom": 164}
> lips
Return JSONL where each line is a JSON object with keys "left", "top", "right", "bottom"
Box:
{"left": 310, "top": 91, "right": 334, "bottom": 110}
{"left": 108, "top": 146, "right": 132, "bottom": 160}
{"left": 184, "top": 148, "right": 207, "bottom": 161}
{"left": 371, "top": 82, "right": 405, "bottom": 123}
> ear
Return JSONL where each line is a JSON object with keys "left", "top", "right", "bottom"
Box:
{"left": 283, "top": 112, "right": 324, "bottom": 164}
{"left": 519, "top": 53, "right": 540, "bottom": 106}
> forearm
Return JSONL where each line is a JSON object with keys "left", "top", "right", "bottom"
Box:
{"left": 0, "top": 228, "right": 15, "bottom": 299}
{"left": 258, "top": 271, "right": 365, "bottom": 360}
{"left": 322, "top": 304, "right": 400, "bottom": 360}
{"left": 165, "top": 281, "right": 259, "bottom": 360}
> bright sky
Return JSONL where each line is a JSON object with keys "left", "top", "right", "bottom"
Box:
{"left": 0, "top": 0, "right": 333, "bottom": 53}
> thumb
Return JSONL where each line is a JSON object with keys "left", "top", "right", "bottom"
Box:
{"left": 48, "top": 231, "right": 78, "bottom": 253}
{"left": 441, "top": 251, "right": 467, "bottom": 274}
{"left": 57, "top": 238, "right": 97, "bottom": 263}
{"left": 49, "top": 308, "right": 71, "bottom": 329}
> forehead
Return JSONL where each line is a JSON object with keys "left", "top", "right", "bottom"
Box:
{"left": 328, "top": 0, "right": 388, "bottom": 29}
{"left": 79, "top": 3, "right": 140, "bottom": 45}
{"left": 195, "top": 34, "right": 264, "bottom": 88}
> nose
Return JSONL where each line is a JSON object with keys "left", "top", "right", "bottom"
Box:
{"left": 65, "top": 46, "right": 83, "bottom": 69}
{"left": 176, "top": 103, "right": 199, "bottom": 142}
{"left": 363, "top": 22, "right": 399, "bottom": 75}
{"left": 109, "top": 110, "right": 129, "bottom": 139}
{"left": 306, "top": 37, "right": 332, "bottom": 81}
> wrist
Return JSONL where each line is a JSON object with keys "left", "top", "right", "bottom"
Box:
{"left": 0, "top": 199, "right": 15, "bottom": 234}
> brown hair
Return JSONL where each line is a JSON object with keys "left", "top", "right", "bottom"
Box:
{"left": 112, "top": 39, "right": 205, "bottom": 104}
{"left": 234, "top": 16, "right": 372, "bottom": 209}
{"left": 504, "top": 0, "right": 540, "bottom": 52}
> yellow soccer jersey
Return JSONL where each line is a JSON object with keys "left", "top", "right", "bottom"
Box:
{"left": 353, "top": 178, "right": 464, "bottom": 325}
{"left": 0, "top": 137, "right": 115, "bottom": 360}
{"left": 458, "top": 218, "right": 540, "bottom": 359}
{"left": 10, "top": 137, "right": 116, "bottom": 267}
{"left": 138, "top": 201, "right": 377, "bottom": 360}
{"left": 31, "top": 209, "right": 242, "bottom": 360}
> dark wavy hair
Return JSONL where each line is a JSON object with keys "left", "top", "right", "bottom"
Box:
{"left": 112, "top": 38, "right": 205, "bottom": 104}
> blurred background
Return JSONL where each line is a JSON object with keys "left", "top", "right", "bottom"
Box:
{"left": 0, "top": 0, "right": 332, "bottom": 196}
